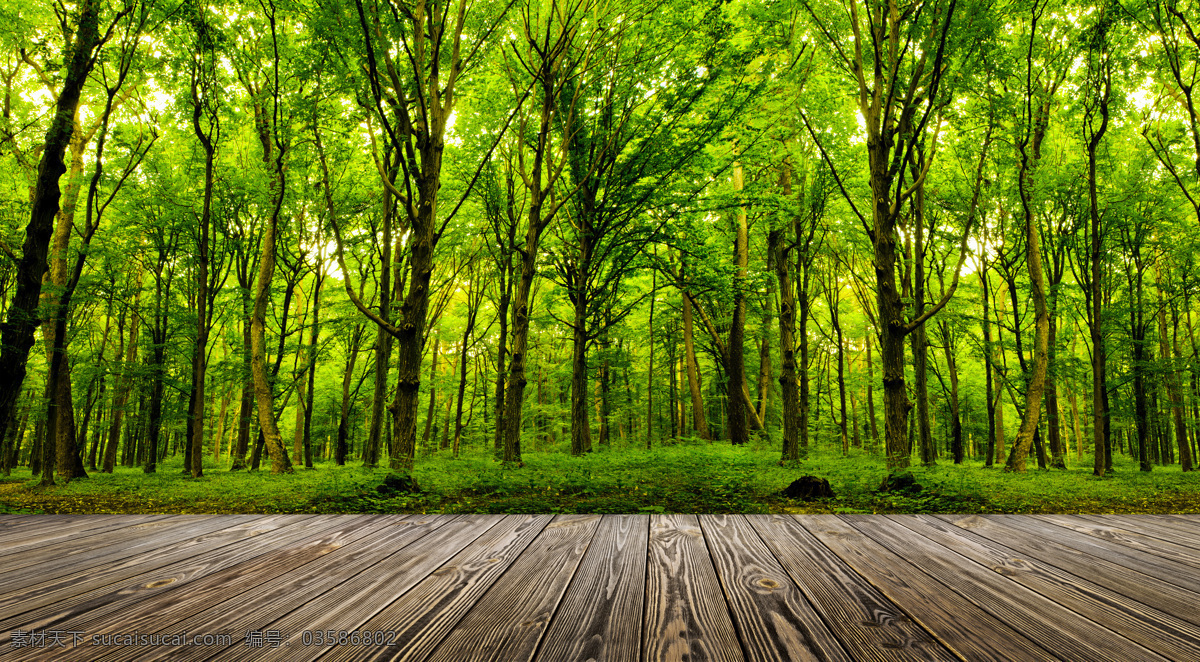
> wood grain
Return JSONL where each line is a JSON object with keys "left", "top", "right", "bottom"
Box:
{"left": 643, "top": 514, "right": 745, "bottom": 662}
{"left": 749, "top": 514, "right": 954, "bottom": 662}
{"left": 103, "top": 515, "right": 453, "bottom": 662}
{"left": 212, "top": 514, "right": 507, "bottom": 662}
{"left": 0, "top": 515, "right": 228, "bottom": 582}
{"left": 897, "top": 514, "right": 1200, "bottom": 662}
{"left": 702, "top": 515, "right": 852, "bottom": 662}
{"left": 423, "top": 514, "right": 601, "bottom": 662}
{"left": 535, "top": 513, "right": 648, "bottom": 662}
{"left": 1093, "top": 514, "right": 1200, "bottom": 547}
{"left": 0, "top": 514, "right": 153, "bottom": 551}
{"left": 973, "top": 515, "right": 1200, "bottom": 594}
{"left": 3, "top": 515, "right": 386, "bottom": 662}
{"left": 322, "top": 513, "right": 554, "bottom": 662}
{"left": 1036, "top": 514, "right": 1200, "bottom": 569}
{"left": 940, "top": 514, "right": 1200, "bottom": 630}
{"left": 0, "top": 514, "right": 311, "bottom": 630}
{"left": 797, "top": 515, "right": 1052, "bottom": 662}
{"left": 847, "top": 516, "right": 1168, "bottom": 662}
{"left": 2, "top": 514, "right": 1199, "bottom": 662}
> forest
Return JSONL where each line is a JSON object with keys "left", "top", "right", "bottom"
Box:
{"left": 1, "top": 0, "right": 1199, "bottom": 512}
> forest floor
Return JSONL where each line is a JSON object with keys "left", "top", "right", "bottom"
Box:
{"left": 2, "top": 442, "right": 1199, "bottom": 515}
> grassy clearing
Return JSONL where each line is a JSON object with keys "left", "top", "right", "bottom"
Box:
{"left": 2, "top": 439, "right": 1199, "bottom": 515}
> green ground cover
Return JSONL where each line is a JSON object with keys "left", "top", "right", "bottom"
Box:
{"left": 3, "top": 439, "right": 1199, "bottom": 516}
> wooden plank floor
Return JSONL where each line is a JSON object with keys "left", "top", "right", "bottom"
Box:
{"left": 1, "top": 514, "right": 1199, "bottom": 661}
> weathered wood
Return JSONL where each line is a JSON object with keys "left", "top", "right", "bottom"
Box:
{"left": 0, "top": 515, "right": 213, "bottom": 569}
{"left": 749, "top": 514, "right": 954, "bottom": 661}
{"left": 536, "top": 514, "right": 647, "bottom": 662}
{"left": 797, "top": 515, "right": 1052, "bottom": 661}
{"left": 323, "top": 514, "right": 554, "bottom": 662}
{"left": 108, "top": 515, "right": 456, "bottom": 662}
{"left": 211, "top": 515, "right": 506, "bottom": 662}
{"left": 4, "top": 516, "right": 385, "bottom": 662}
{"left": 0, "top": 516, "right": 231, "bottom": 589}
{"left": 0, "top": 515, "right": 310, "bottom": 630}
{"left": 1164, "top": 514, "right": 1200, "bottom": 528}
{"left": 847, "top": 516, "right": 1169, "bottom": 662}
{"left": 702, "top": 515, "right": 851, "bottom": 662}
{"left": 940, "top": 514, "right": 1200, "bottom": 629}
{"left": 644, "top": 514, "right": 745, "bottom": 662}
{"left": 974, "top": 515, "right": 1200, "bottom": 594}
{"left": 425, "top": 514, "right": 601, "bottom": 662}
{"left": 1041, "top": 514, "right": 1200, "bottom": 568}
{"left": 2, "top": 514, "right": 1199, "bottom": 662}
{"left": 0, "top": 514, "right": 126, "bottom": 541}
{"left": 1090, "top": 514, "right": 1200, "bottom": 548}
{"left": 899, "top": 515, "right": 1200, "bottom": 662}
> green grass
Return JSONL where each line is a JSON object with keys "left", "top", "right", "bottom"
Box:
{"left": 2, "top": 440, "right": 1199, "bottom": 515}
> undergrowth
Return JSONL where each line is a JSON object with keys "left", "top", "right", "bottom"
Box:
{"left": 1, "top": 439, "right": 1198, "bottom": 515}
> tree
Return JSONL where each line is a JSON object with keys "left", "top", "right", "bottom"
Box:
{"left": 800, "top": 0, "right": 982, "bottom": 469}
{"left": 0, "top": 0, "right": 111, "bottom": 483}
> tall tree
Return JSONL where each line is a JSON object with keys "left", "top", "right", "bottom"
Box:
{"left": 0, "top": 0, "right": 112, "bottom": 480}
{"left": 800, "top": 0, "right": 980, "bottom": 469}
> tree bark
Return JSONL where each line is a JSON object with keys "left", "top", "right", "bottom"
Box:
{"left": 1005, "top": 60, "right": 1056, "bottom": 472}
{"left": 423, "top": 336, "right": 440, "bottom": 448}
{"left": 0, "top": 0, "right": 102, "bottom": 482}
{"left": 1170, "top": 298, "right": 1194, "bottom": 471}
{"left": 682, "top": 292, "right": 708, "bottom": 440}
{"left": 772, "top": 220, "right": 799, "bottom": 461}
{"left": 727, "top": 159, "right": 749, "bottom": 446}
{"left": 646, "top": 264, "right": 657, "bottom": 449}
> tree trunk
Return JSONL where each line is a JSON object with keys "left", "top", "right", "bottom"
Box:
{"left": 772, "top": 222, "right": 799, "bottom": 462}
{"left": 0, "top": 0, "right": 102, "bottom": 483}
{"left": 1005, "top": 91, "right": 1054, "bottom": 473}
{"left": 303, "top": 260, "right": 322, "bottom": 470}
{"left": 645, "top": 265, "right": 657, "bottom": 449}
{"left": 570, "top": 285, "right": 592, "bottom": 455}
{"left": 423, "top": 336, "right": 440, "bottom": 448}
{"left": 865, "top": 324, "right": 878, "bottom": 453}
{"left": 977, "top": 257, "right": 997, "bottom": 467}
{"left": 682, "top": 292, "right": 707, "bottom": 440}
{"left": 727, "top": 160, "right": 749, "bottom": 446}
{"left": 940, "top": 321, "right": 963, "bottom": 464}
{"left": 1170, "top": 300, "right": 1194, "bottom": 471}
{"left": 910, "top": 163, "right": 935, "bottom": 467}
{"left": 503, "top": 232, "right": 541, "bottom": 465}
{"left": 453, "top": 310, "right": 477, "bottom": 458}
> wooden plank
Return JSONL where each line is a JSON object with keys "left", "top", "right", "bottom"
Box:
{"left": 319, "top": 513, "right": 554, "bottom": 662}
{"left": 0, "top": 515, "right": 232, "bottom": 586}
{"left": 0, "top": 514, "right": 100, "bottom": 536}
{"left": 2, "top": 515, "right": 389, "bottom": 662}
{"left": 972, "top": 515, "right": 1200, "bottom": 595}
{"left": 796, "top": 515, "right": 1052, "bottom": 662}
{"left": 939, "top": 514, "right": 1200, "bottom": 629}
{"left": 896, "top": 515, "right": 1200, "bottom": 662}
{"left": 90, "top": 515, "right": 459, "bottom": 662}
{"left": 1165, "top": 514, "right": 1200, "bottom": 529}
{"left": 1035, "top": 514, "right": 1200, "bottom": 569}
{"left": 0, "top": 515, "right": 151, "bottom": 549}
{"left": 700, "top": 515, "right": 852, "bottom": 662}
{"left": 535, "top": 514, "right": 648, "bottom": 662}
{"left": 424, "top": 514, "right": 602, "bottom": 662}
{"left": 158, "top": 515, "right": 506, "bottom": 662}
{"left": 0, "top": 515, "right": 306, "bottom": 628}
{"left": 846, "top": 516, "right": 1169, "bottom": 662}
{"left": 644, "top": 514, "right": 745, "bottom": 662}
{"left": 1081, "top": 514, "right": 1200, "bottom": 548}
{"left": 0, "top": 514, "right": 340, "bottom": 639}
{"left": 749, "top": 514, "right": 954, "bottom": 661}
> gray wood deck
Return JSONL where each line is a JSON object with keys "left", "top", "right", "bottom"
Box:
{"left": 1, "top": 514, "right": 1198, "bottom": 661}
